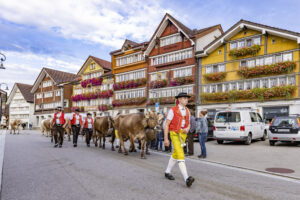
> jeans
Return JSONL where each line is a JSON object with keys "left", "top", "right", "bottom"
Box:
{"left": 155, "top": 130, "right": 163, "bottom": 150}
{"left": 198, "top": 132, "right": 207, "bottom": 156}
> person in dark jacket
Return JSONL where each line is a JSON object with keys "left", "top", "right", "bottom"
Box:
{"left": 185, "top": 110, "right": 196, "bottom": 156}
{"left": 196, "top": 110, "right": 208, "bottom": 158}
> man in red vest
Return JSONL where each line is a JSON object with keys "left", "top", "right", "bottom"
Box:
{"left": 51, "top": 106, "right": 66, "bottom": 148}
{"left": 81, "top": 113, "right": 94, "bottom": 147}
{"left": 163, "top": 92, "right": 195, "bottom": 187}
{"left": 70, "top": 108, "right": 83, "bottom": 147}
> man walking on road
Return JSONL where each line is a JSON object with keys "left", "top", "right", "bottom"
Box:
{"left": 70, "top": 108, "right": 83, "bottom": 147}
{"left": 163, "top": 92, "right": 195, "bottom": 187}
{"left": 52, "top": 106, "right": 66, "bottom": 148}
{"left": 82, "top": 113, "right": 94, "bottom": 147}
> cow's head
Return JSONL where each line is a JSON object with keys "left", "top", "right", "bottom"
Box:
{"left": 145, "top": 111, "right": 164, "bottom": 130}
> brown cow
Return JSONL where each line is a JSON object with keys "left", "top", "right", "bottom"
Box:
{"left": 113, "top": 111, "right": 163, "bottom": 159}
{"left": 93, "top": 116, "right": 114, "bottom": 149}
{"left": 10, "top": 119, "right": 22, "bottom": 134}
{"left": 41, "top": 119, "right": 52, "bottom": 137}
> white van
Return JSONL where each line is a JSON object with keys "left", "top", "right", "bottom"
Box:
{"left": 214, "top": 110, "right": 267, "bottom": 145}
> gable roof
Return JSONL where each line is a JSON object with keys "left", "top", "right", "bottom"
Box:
{"left": 144, "top": 13, "right": 223, "bottom": 56}
{"left": 31, "top": 67, "right": 78, "bottom": 93}
{"left": 77, "top": 55, "right": 112, "bottom": 75}
{"left": 197, "top": 19, "right": 300, "bottom": 57}
{"left": 7, "top": 83, "right": 33, "bottom": 104}
{"left": 110, "top": 40, "right": 149, "bottom": 55}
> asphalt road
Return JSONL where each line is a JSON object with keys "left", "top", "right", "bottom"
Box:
{"left": 1, "top": 130, "right": 300, "bottom": 200}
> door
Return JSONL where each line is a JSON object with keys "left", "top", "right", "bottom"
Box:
{"left": 256, "top": 113, "right": 265, "bottom": 137}
{"left": 249, "top": 112, "right": 259, "bottom": 138}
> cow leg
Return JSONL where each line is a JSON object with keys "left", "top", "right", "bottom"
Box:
{"left": 119, "top": 136, "right": 127, "bottom": 155}
{"left": 141, "top": 139, "right": 146, "bottom": 159}
{"left": 146, "top": 140, "right": 150, "bottom": 155}
{"left": 138, "top": 140, "right": 141, "bottom": 150}
{"left": 129, "top": 137, "right": 136, "bottom": 152}
{"left": 102, "top": 134, "right": 106, "bottom": 149}
{"left": 111, "top": 130, "right": 115, "bottom": 151}
{"left": 68, "top": 130, "right": 71, "bottom": 141}
{"left": 98, "top": 133, "right": 102, "bottom": 148}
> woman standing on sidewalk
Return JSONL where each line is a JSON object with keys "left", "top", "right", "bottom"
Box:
{"left": 196, "top": 110, "right": 208, "bottom": 159}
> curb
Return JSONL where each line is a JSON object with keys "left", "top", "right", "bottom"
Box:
{"left": 149, "top": 149, "right": 300, "bottom": 183}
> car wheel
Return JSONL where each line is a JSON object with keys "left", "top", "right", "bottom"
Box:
{"left": 261, "top": 131, "right": 267, "bottom": 141}
{"left": 217, "top": 140, "right": 223, "bottom": 144}
{"left": 244, "top": 133, "right": 252, "bottom": 145}
{"left": 269, "top": 140, "right": 275, "bottom": 146}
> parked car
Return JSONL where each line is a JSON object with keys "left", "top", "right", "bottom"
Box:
{"left": 194, "top": 117, "right": 214, "bottom": 141}
{"left": 268, "top": 115, "right": 300, "bottom": 146}
{"left": 213, "top": 110, "right": 267, "bottom": 145}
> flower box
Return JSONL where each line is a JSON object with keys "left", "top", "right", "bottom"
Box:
{"left": 229, "top": 45, "right": 261, "bottom": 57}
{"left": 201, "top": 85, "right": 296, "bottom": 102}
{"left": 98, "top": 104, "right": 113, "bottom": 112}
{"left": 204, "top": 72, "right": 227, "bottom": 81}
{"left": 238, "top": 61, "right": 296, "bottom": 78}
{"left": 71, "top": 106, "right": 84, "bottom": 112}
{"left": 150, "top": 79, "right": 168, "bottom": 89}
{"left": 98, "top": 89, "right": 113, "bottom": 99}
{"left": 80, "top": 77, "right": 103, "bottom": 88}
{"left": 169, "top": 76, "right": 194, "bottom": 87}
{"left": 113, "top": 78, "right": 147, "bottom": 91}
{"left": 112, "top": 97, "right": 147, "bottom": 107}
{"left": 147, "top": 95, "right": 195, "bottom": 105}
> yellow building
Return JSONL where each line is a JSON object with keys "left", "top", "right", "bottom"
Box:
{"left": 196, "top": 20, "right": 300, "bottom": 121}
{"left": 71, "top": 56, "right": 113, "bottom": 115}
{"left": 110, "top": 40, "right": 148, "bottom": 114}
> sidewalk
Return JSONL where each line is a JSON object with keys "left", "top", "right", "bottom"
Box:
{"left": 185, "top": 139, "right": 300, "bottom": 179}
{"left": 0, "top": 130, "right": 6, "bottom": 196}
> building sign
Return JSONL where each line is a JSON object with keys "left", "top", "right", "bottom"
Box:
{"left": 263, "top": 106, "right": 289, "bottom": 122}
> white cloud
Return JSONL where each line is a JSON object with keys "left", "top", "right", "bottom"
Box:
{"left": 0, "top": 0, "right": 172, "bottom": 48}
{"left": 1, "top": 51, "right": 83, "bottom": 94}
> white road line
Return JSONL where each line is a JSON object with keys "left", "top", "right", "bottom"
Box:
{"left": 149, "top": 150, "right": 300, "bottom": 184}
{"left": 0, "top": 130, "right": 6, "bottom": 194}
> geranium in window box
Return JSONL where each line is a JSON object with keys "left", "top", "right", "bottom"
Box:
{"left": 98, "top": 89, "right": 113, "bottom": 99}
{"left": 147, "top": 94, "right": 195, "bottom": 105}
{"left": 150, "top": 80, "right": 168, "bottom": 89}
{"left": 229, "top": 45, "right": 261, "bottom": 57}
{"left": 114, "top": 78, "right": 147, "bottom": 91}
{"left": 98, "top": 104, "right": 113, "bottom": 112}
{"left": 112, "top": 97, "right": 147, "bottom": 107}
{"left": 203, "top": 72, "right": 227, "bottom": 81}
{"left": 169, "top": 76, "right": 194, "bottom": 86}
{"left": 238, "top": 61, "right": 296, "bottom": 79}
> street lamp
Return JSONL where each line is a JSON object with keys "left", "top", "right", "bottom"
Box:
{"left": 0, "top": 52, "right": 6, "bottom": 70}
{"left": 0, "top": 83, "right": 9, "bottom": 91}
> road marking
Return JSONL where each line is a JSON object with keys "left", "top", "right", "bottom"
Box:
{"left": 149, "top": 150, "right": 300, "bottom": 184}
{"left": 0, "top": 130, "right": 7, "bottom": 195}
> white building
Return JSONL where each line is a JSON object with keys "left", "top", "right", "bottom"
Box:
{"left": 7, "top": 83, "right": 34, "bottom": 128}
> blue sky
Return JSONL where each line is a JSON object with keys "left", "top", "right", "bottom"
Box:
{"left": 0, "top": 0, "right": 300, "bottom": 94}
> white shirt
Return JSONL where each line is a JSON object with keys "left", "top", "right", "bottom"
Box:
{"left": 87, "top": 118, "right": 93, "bottom": 129}
{"left": 70, "top": 113, "right": 81, "bottom": 125}
{"left": 56, "top": 112, "right": 61, "bottom": 124}
{"left": 166, "top": 104, "right": 190, "bottom": 128}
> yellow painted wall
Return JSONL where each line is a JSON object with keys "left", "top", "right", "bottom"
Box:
{"left": 83, "top": 60, "right": 104, "bottom": 74}
{"left": 229, "top": 29, "right": 261, "bottom": 41}
{"left": 267, "top": 35, "right": 299, "bottom": 54}
{"left": 202, "top": 45, "right": 225, "bottom": 65}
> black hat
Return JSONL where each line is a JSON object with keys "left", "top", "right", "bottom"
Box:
{"left": 75, "top": 108, "right": 80, "bottom": 112}
{"left": 87, "top": 113, "right": 92, "bottom": 116}
{"left": 175, "top": 92, "right": 191, "bottom": 99}
{"left": 55, "top": 106, "right": 62, "bottom": 111}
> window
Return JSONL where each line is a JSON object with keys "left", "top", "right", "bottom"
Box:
{"left": 44, "top": 92, "right": 53, "bottom": 98}
{"left": 211, "top": 85, "right": 216, "bottom": 93}
{"left": 283, "top": 53, "right": 292, "bottom": 61}
{"left": 55, "top": 90, "right": 61, "bottom": 96}
{"left": 224, "top": 83, "right": 229, "bottom": 92}
{"left": 42, "top": 81, "right": 52, "bottom": 88}
{"left": 116, "top": 53, "right": 144, "bottom": 67}
{"left": 218, "top": 64, "right": 225, "bottom": 72}
{"left": 279, "top": 77, "right": 286, "bottom": 85}
{"left": 288, "top": 76, "right": 296, "bottom": 85}
{"left": 253, "top": 37, "right": 261, "bottom": 45}
{"left": 173, "top": 67, "right": 193, "bottom": 78}
{"left": 250, "top": 112, "right": 258, "bottom": 122}
{"left": 230, "top": 42, "right": 237, "bottom": 49}
{"left": 262, "top": 79, "right": 269, "bottom": 88}
{"left": 218, "top": 50, "right": 222, "bottom": 55}
{"left": 160, "top": 34, "right": 182, "bottom": 47}
{"left": 275, "top": 55, "right": 282, "bottom": 63}
{"left": 151, "top": 49, "right": 193, "bottom": 66}
{"left": 216, "top": 112, "right": 241, "bottom": 123}
{"left": 37, "top": 93, "right": 42, "bottom": 99}
{"left": 248, "top": 60, "right": 255, "bottom": 68}
{"left": 238, "top": 41, "right": 245, "bottom": 49}
{"left": 206, "top": 66, "right": 213, "bottom": 74}
{"left": 256, "top": 58, "right": 264, "bottom": 66}
{"left": 241, "top": 60, "right": 247, "bottom": 67}
{"left": 230, "top": 83, "right": 237, "bottom": 90}
{"left": 264, "top": 56, "right": 273, "bottom": 65}
{"left": 270, "top": 78, "right": 277, "bottom": 87}
{"left": 217, "top": 84, "right": 222, "bottom": 92}
{"left": 246, "top": 39, "right": 252, "bottom": 47}
{"left": 254, "top": 80, "right": 260, "bottom": 88}
{"left": 230, "top": 37, "right": 261, "bottom": 50}
{"left": 238, "top": 82, "right": 244, "bottom": 90}
{"left": 90, "top": 63, "right": 95, "bottom": 70}
{"left": 245, "top": 81, "right": 252, "bottom": 90}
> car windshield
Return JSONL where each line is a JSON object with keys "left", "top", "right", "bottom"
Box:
{"left": 272, "top": 118, "right": 298, "bottom": 127}
{"left": 215, "top": 112, "right": 241, "bottom": 123}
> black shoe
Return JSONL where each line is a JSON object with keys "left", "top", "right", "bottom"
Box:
{"left": 87, "top": 144, "right": 90, "bottom": 147}
{"left": 165, "top": 173, "right": 175, "bottom": 180}
{"left": 59, "top": 145, "right": 62, "bottom": 148}
{"left": 74, "top": 144, "right": 77, "bottom": 147}
{"left": 54, "top": 144, "right": 58, "bottom": 148}
{"left": 198, "top": 154, "right": 203, "bottom": 158}
{"left": 186, "top": 176, "right": 195, "bottom": 187}
{"left": 116, "top": 145, "right": 119, "bottom": 148}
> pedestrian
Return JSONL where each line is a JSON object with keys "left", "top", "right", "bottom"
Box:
{"left": 196, "top": 110, "right": 208, "bottom": 159}
{"left": 164, "top": 92, "right": 195, "bottom": 187}
{"left": 155, "top": 114, "right": 164, "bottom": 151}
{"left": 82, "top": 113, "right": 94, "bottom": 147}
{"left": 185, "top": 110, "right": 196, "bottom": 156}
{"left": 51, "top": 106, "right": 67, "bottom": 148}
{"left": 70, "top": 108, "right": 83, "bottom": 147}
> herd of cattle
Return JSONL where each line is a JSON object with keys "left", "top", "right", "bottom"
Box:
{"left": 39, "top": 111, "right": 163, "bottom": 159}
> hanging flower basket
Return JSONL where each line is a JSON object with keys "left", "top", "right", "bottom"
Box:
{"left": 169, "top": 76, "right": 194, "bottom": 87}
{"left": 238, "top": 61, "right": 296, "bottom": 79}
{"left": 201, "top": 85, "right": 296, "bottom": 103}
{"left": 229, "top": 45, "right": 261, "bottom": 57}
{"left": 204, "top": 72, "right": 227, "bottom": 81}
{"left": 114, "top": 78, "right": 147, "bottom": 91}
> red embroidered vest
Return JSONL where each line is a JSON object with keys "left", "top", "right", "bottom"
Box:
{"left": 169, "top": 105, "right": 190, "bottom": 133}
{"left": 84, "top": 118, "right": 93, "bottom": 128}
{"left": 71, "top": 114, "right": 83, "bottom": 125}
{"left": 53, "top": 112, "right": 65, "bottom": 125}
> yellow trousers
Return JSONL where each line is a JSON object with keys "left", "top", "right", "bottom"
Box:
{"left": 115, "top": 130, "right": 119, "bottom": 139}
{"left": 170, "top": 130, "right": 187, "bottom": 160}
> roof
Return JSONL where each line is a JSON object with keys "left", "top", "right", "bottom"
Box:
{"left": 77, "top": 55, "right": 112, "bottom": 75}
{"left": 101, "top": 71, "right": 113, "bottom": 77}
{"left": 16, "top": 83, "right": 34, "bottom": 103}
{"left": 144, "top": 13, "right": 223, "bottom": 56}
{"left": 31, "top": 67, "right": 78, "bottom": 93}
{"left": 110, "top": 39, "right": 149, "bottom": 55}
{"left": 197, "top": 19, "right": 300, "bottom": 57}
